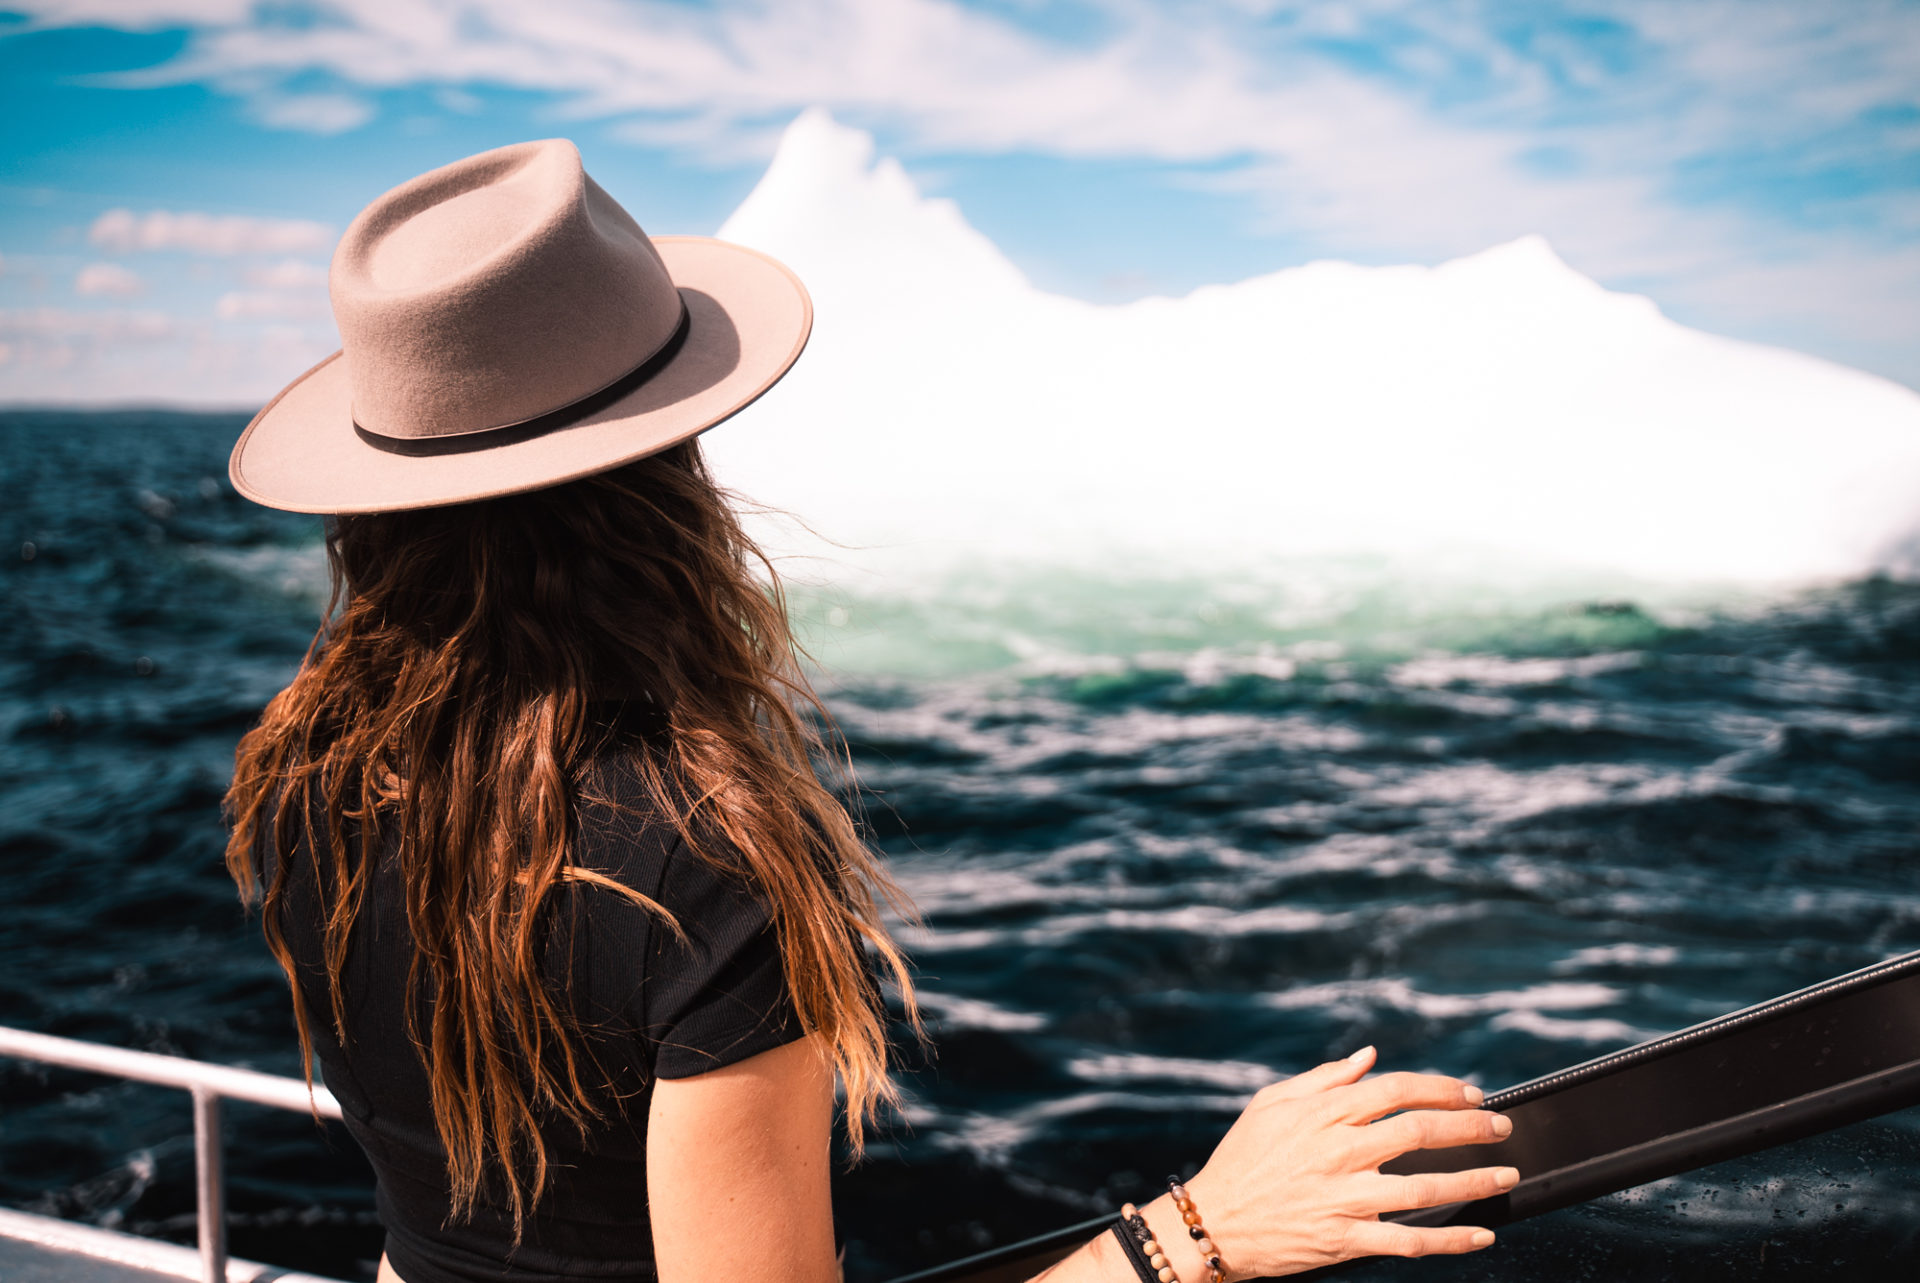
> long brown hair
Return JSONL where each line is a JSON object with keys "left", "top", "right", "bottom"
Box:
{"left": 224, "top": 441, "right": 915, "bottom": 1230}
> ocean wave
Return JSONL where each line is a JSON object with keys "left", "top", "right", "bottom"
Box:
{"left": 1262, "top": 979, "right": 1627, "bottom": 1021}
{"left": 1064, "top": 1053, "right": 1280, "bottom": 1092}
{"left": 9, "top": 412, "right": 1920, "bottom": 1281}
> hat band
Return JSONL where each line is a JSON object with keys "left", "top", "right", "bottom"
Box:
{"left": 353, "top": 298, "right": 691, "bottom": 458}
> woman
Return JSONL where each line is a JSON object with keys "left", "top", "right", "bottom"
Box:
{"left": 225, "top": 140, "right": 1518, "bottom": 1283}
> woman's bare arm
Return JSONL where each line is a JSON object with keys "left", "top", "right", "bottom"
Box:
{"left": 646, "top": 1041, "right": 1512, "bottom": 1283}
{"left": 648, "top": 1035, "right": 841, "bottom": 1283}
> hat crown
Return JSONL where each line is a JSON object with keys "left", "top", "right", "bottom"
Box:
{"left": 330, "top": 139, "right": 684, "bottom": 440}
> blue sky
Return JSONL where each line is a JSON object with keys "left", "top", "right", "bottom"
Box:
{"left": 1, "top": 0, "right": 1917, "bottom": 403}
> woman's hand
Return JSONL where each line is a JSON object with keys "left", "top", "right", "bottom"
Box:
{"left": 1136, "top": 1045, "right": 1516, "bottom": 1280}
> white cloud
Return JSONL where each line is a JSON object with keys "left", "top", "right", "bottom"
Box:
{"left": 11, "top": 1, "right": 1920, "bottom": 380}
{"left": 242, "top": 258, "right": 328, "bottom": 288}
{"left": 0, "top": 306, "right": 178, "bottom": 343}
{"left": 0, "top": 303, "right": 336, "bottom": 404}
{"left": 432, "top": 86, "right": 483, "bottom": 114}
{"left": 20, "top": 4, "right": 1919, "bottom": 226}
{"left": 74, "top": 261, "right": 145, "bottom": 297}
{"left": 50, "top": 4, "right": 1916, "bottom": 264}
{"left": 215, "top": 290, "right": 326, "bottom": 320}
{"left": 249, "top": 91, "right": 375, "bottom": 133}
{"left": 89, "top": 207, "right": 335, "bottom": 256}
{"left": 0, "top": 305, "right": 190, "bottom": 393}
{"left": 11, "top": 0, "right": 254, "bottom": 27}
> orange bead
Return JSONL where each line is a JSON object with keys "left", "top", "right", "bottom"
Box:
{"left": 1184, "top": 1210, "right": 1201, "bottom": 1226}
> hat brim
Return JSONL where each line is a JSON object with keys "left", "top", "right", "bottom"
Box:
{"left": 228, "top": 236, "right": 811, "bottom": 514}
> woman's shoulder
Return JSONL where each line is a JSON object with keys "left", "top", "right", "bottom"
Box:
{"left": 570, "top": 742, "right": 680, "bottom": 895}
{"left": 570, "top": 714, "right": 766, "bottom": 915}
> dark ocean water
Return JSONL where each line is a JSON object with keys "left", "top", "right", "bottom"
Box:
{"left": 3, "top": 410, "right": 1919, "bottom": 1281}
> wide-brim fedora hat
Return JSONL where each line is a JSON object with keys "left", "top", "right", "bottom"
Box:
{"left": 230, "top": 138, "right": 810, "bottom": 514}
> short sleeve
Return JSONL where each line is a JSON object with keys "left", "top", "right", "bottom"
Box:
{"left": 640, "top": 836, "right": 803, "bottom": 1079}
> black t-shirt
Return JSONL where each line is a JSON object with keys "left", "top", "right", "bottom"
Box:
{"left": 267, "top": 720, "right": 803, "bottom": 1283}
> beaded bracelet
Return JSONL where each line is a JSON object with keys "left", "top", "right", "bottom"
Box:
{"left": 1115, "top": 1204, "right": 1176, "bottom": 1283}
{"left": 1109, "top": 1210, "right": 1161, "bottom": 1283}
{"left": 1168, "top": 1176, "right": 1226, "bottom": 1283}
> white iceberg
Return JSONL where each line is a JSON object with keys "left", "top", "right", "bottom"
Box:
{"left": 705, "top": 109, "right": 1920, "bottom": 585}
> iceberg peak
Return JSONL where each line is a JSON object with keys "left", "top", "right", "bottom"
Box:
{"left": 1447, "top": 232, "right": 1630, "bottom": 295}
{"left": 720, "top": 108, "right": 1030, "bottom": 300}
{"left": 1457, "top": 233, "right": 1572, "bottom": 276}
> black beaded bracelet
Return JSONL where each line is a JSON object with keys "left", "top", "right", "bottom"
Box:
{"left": 1109, "top": 1216, "right": 1160, "bottom": 1283}
{"left": 1116, "top": 1203, "right": 1179, "bottom": 1283}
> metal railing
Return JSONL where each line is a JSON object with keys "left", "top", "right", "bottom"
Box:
{"left": 0, "top": 1024, "right": 342, "bottom": 1283}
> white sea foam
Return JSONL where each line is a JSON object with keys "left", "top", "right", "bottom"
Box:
{"left": 930, "top": 1090, "right": 1257, "bottom": 1166}
{"left": 1262, "top": 978, "right": 1625, "bottom": 1021}
{"left": 1066, "top": 1053, "right": 1281, "bottom": 1092}
{"left": 1487, "top": 1008, "right": 1655, "bottom": 1045}
{"left": 1390, "top": 651, "right": 1647, "bottom": 690}
{"left": 1359, "top": 760, "right": 1666, "bottom": 829}
{"left": 913, "top": 990, "right": 1050, "bottom": 1033}
{"left": 897, "top": 901, "right": 1351, "bottom": 954}
{"left": 190, "top": 542, "right": 328, "bottom": 607}
{"left": 1551, "top": 943, "right": 1684, "bottom": 973}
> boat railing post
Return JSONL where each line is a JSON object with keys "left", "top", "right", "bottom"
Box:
{"left": 0, "top": 1025, "right": 342, "bottom": 1282}
{"left": 191, "top": 1084, "right": 227, "bottom": 1283}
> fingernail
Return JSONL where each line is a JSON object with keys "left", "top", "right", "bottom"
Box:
{"left": 1348, "top": 1045, "right": 1374, "bottom": 1064}
{"left": 1492, "top": 1113, "right": 1513, "bottom": 1137}
{"left": 1496, "top": 1167, "right": 1520, "bottom": 1190}
{"left": 1470, "top": 1230, "right": 1495, "bottom": 1249}
{"left": 1463, "top": 1084, "right": 1484, "bottom": 1106}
